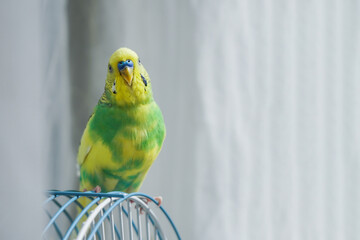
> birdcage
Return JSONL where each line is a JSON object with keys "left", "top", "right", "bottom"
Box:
{"left": 43, "top": 190, "right": 181, "bottom": 240}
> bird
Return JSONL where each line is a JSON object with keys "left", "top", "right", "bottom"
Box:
{"left": 77, "top": 47, "right": 166, "bottom": 204}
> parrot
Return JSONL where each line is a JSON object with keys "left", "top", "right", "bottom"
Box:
{"left": 77, "top": 47, "right": 166, "bottom": 204}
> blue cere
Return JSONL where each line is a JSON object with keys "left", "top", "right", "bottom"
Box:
{"left": 118, "top": 59, "right": 134, "bottom": 71}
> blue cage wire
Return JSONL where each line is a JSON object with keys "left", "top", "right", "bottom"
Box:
{"left": 43, "top": 190, "right": 181, "bottom": 240}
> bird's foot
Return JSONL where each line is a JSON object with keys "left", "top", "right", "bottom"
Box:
{"left": 139, "top": 196, "right": 162, "bottom": 206}
{"left": 82, "top": 185, "right": 101, "bottom": 193}
{"left": 150, "top": 196, "right": 163, "bottom": 206}
{"left": 135, "top": 196, "right": 163, "bottom": 214}
{"left": 93, "top": 186, "right": 101, "bottom": 193}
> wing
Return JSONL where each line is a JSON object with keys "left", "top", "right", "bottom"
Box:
{"left": 77, "top": 114, "right": 115, "bottom": 191}
{"left": 77, "top": 115, "right": 94, "bottom": 167}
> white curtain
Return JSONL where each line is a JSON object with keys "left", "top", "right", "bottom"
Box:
{"left": 193, "top": 1, "right": 360, "bottom": 239}
{"left": 1, "top": 0, "right": 359, "bottom": 239}
{"left": 0, "top": 1, "right": 47, "bottom": 239}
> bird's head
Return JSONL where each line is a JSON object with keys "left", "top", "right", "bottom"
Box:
{"left": 102, "top": 48, "right": 153, "bottom": 106}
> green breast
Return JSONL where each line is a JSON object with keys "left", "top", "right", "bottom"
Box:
{"left": 87, "top": 100, "right": 166, "bottom": 192}
{"left": 89, "top": 100, "right": 165, "bottom": 150}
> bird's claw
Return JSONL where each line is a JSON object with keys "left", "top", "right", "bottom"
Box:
{"left": 93, "top": 186, "right": 101, "bottom": 193}
{"left": 134, "top": 196, "right": 163, "bottom": 214}
{"left": 139, "top": 196, "right": 162, "bottom": 206}
{"left": 153, "top": 196, "right": 162, "bottom": 206}
{"left": 82, "top": 185, "right": 101, "bottom": 193}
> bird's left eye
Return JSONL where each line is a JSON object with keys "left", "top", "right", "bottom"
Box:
{"left": 138, "top": 59, "right": 141, "bottom": 64}
{"left": 108, "top": 64, "right": 113, "bottom": 72}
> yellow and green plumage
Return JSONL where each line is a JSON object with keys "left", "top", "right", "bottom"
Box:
{"left": 77, "top": 47, "right": 165, "bottom": 195}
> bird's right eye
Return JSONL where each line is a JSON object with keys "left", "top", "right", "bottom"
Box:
{"left": 108, "top": 64, "right": 113, "bottom": 72}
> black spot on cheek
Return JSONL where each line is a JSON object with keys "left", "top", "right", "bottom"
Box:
{"left": 141, "top": 74, "right": 148, "bottom": 87}
{"left": 112, "top": 80, "right": 117, "bottom": 94}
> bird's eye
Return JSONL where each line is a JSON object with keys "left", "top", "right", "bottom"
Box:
{"left": 108, "top": 64, "right": 113, "bottom": 72}
{"left": 138, "top": 59, "right": 141, "bottom": 64}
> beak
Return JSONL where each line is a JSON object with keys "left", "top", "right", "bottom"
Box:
{"left": 120, "top": 66, "right": 134, "bottom": 86}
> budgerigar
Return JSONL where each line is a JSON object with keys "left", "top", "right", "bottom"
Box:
{"left": 77, "top": 48, "right": 165, "bottom": 202}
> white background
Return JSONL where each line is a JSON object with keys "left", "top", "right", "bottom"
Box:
{"left": 1, "top": 1, "right": 359, "bottom": 239}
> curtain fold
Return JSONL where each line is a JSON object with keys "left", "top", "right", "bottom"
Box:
{"left": 41, "top": 0, "right": 360, "bottom": 239}
{"left": 0, "top": 1, "right": 46, "bottom": 239}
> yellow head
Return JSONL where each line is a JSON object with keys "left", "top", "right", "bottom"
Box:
{"left": 101, "top": 48, "right": 153, "bottom": 106}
